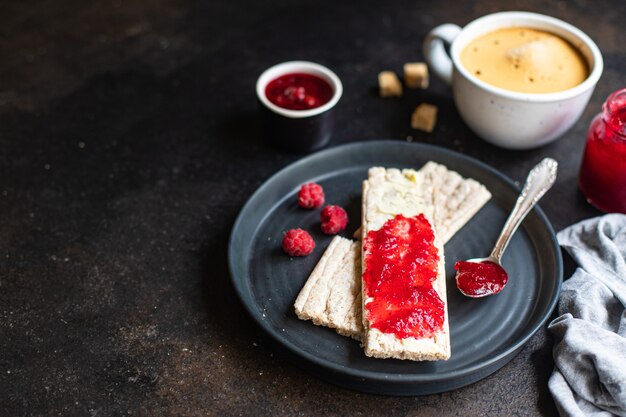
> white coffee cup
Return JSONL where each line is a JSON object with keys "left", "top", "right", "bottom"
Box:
{"left": 423, "top": 11, "right": 603, "bottom": 150}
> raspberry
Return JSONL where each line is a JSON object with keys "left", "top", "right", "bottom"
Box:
{"left": 297, "top": 182, "right": 325, "bottom": 209}
{"left": 320, "top": 205, "right": 348, "bottom": 235}
{"left": 282, "top": 228, "right": 315, "bottom": 257}
{"left": 285, "top": 86, "right": 306, "bottom": 102}
{"left": 304, "top": 95, "right": 319, "bottom": 108}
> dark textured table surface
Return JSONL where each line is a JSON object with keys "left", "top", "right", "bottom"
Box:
{"left": 1, "top": 0, "right": 624, "bottom": 416}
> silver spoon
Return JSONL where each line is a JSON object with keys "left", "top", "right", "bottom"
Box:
{"left": 455, "top": 157, "right": 558, "bottom": 298}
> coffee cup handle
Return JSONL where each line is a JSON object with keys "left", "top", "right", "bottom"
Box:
{"left": 423, "top": 24, "right": 461, "bottom": 86}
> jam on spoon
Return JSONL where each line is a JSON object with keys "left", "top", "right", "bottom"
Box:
{"left": 455, "top": 158, "right": 558, "bottom": 298}
{"left": 455, "top": 260, "right": 508, "bottom": 297}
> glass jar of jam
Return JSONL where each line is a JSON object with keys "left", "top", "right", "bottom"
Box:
{"left": 579, "top": 88, "right": 626, "bottom": 213}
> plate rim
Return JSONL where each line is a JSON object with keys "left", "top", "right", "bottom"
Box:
{"left": 228, "top": 140, "right": 563, "bottom": 386}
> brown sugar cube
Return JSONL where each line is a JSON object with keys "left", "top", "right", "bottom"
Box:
{"left": 404, "top": 62, "right": 429, "bottom": 89}
{"left": 411, "top": 103, "right": 438, "bottom": 133}
{"left": 378, "top": 71, "right": 403, "bottom": 97}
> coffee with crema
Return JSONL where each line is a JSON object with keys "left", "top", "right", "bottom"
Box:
{"left": 460, "top": 27, "right": 588, "bottom": 94}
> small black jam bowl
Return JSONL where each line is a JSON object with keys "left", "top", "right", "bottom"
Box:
{"left": 256, "top": 61, "right": 343, "bottom": 152}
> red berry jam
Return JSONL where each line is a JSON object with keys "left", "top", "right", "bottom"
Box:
{"left": 454, "top": 260, "right": 508, "bottom": 297}
{"left": 362, "top": 214, "right": 445, "bottom": 340}
{"left": 265, "top": 73, "right": 333, "bottom": 111}
{"left": 579, "top": 88, "right": 626, "bottom": 213}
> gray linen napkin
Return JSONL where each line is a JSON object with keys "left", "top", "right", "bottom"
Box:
{"left": 549, "top": 214, "right": 626, "bottom": 417}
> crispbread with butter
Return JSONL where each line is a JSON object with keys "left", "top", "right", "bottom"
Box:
{"left": 361, "top": 167, "right": 450, "bottom": 360}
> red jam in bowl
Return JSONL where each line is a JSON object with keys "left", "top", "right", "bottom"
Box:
{"left": 454, "top": 260, "right": 508, "bottom": 297}
{"left": 362, "top": 214, "right": 445, "bottom": 340}
{"left": 265, "top": 73, "right": 333, "bottom": 111}
{"left": 579, "top": 88, "right": 626, "bottom": 213}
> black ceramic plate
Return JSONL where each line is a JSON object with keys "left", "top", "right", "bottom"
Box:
{"left": 228, "top": 141, "right": 562, "bottom": 396}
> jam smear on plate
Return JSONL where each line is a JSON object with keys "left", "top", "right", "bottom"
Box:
{"left": 362, "top": 214, "right": 445, "bottom": 340}
{"left": 265, "top": 73, "right": 333, "bottom": 110}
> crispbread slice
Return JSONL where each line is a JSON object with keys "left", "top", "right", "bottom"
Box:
{"left": 361, "top": 167, "right": 450, "bottom": 361}
{"left": 420, "top": 161, "right": 491, "bottom": 244}
{"left": 294, "top": 236, "right": 363, "bottom": 340}
{"left": 294, "top": 161, "right": 491, "bottom": 345}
